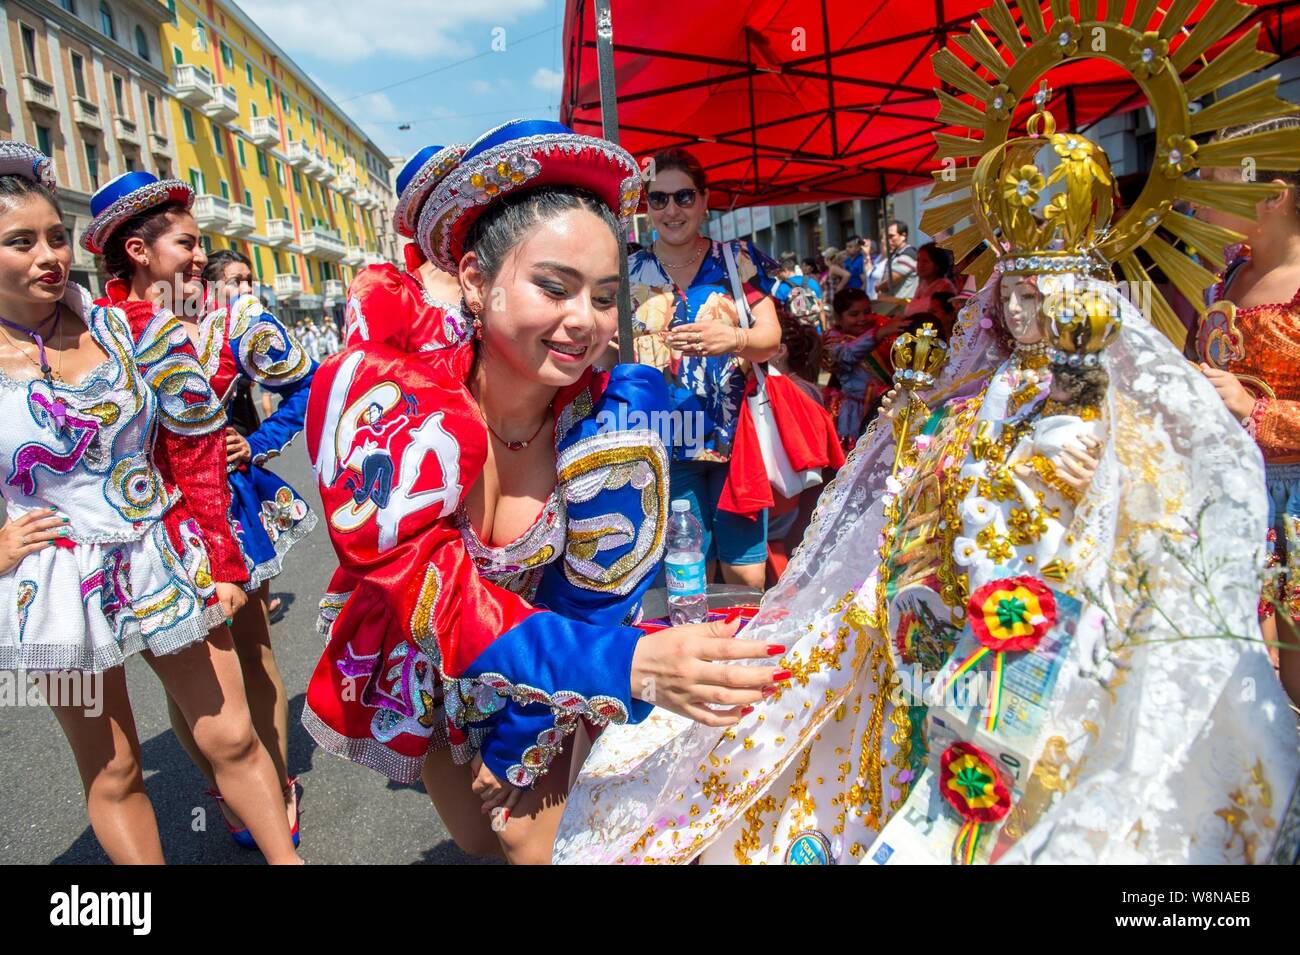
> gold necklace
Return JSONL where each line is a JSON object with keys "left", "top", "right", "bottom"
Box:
{"left": 656, "top": 237, "right": 706, "bottom": 270}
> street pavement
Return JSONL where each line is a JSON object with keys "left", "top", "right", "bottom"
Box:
{"left": 0, "top": 438, "right": 494, "bottom": 865}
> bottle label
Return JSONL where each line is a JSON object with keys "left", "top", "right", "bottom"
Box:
{"left": 666, "top": 558, "right": 707, "bottom": 596}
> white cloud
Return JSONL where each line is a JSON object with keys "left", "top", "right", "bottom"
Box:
{"left": 530, "top": 67, "right": 562, "bottom": 94}
{"left": 241, "top": 0, "right": 547, "bottom": 64}
{"left": 469, "top": 79, "right": 495, "bottom": 96}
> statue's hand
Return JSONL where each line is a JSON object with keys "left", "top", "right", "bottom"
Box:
{"left": 1055, "top": 436, "right": 1102, "bottom": 493}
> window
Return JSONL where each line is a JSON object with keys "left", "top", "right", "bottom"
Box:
{"left": 273, "top": 251, "right": 282, "bottom": 273}
{"left": 308, "top": 180, "right": 316, "bottom": 201}
{"left": 275, "top": 160, "right": 285, "bottom": 186}
{"left": 167, "top": 0, "right": 176, "bottom": 25}
{"left": 219, "top": 180, "right": 229, "bottom": 200}
{"left": 158, "top": 160, "right": 171, "bottom": 178}
{"left": 236, "top": 138, "right": 245, "bottom": 167}
{"left": 245, "top": 63, "right": 253, "bottom": 87}
{"left": 60, "top": 0, "right": 76, "bottom": 12}
{"left": 134, "top": 26, "right": 149, "bottom": 61}
{"left": 182, "top": 108, "right": 195, "bottom": 141}
{"left": 292, "top": 170, "right": 302, "bottom": 193}
{"left": 251, "top": 101, "right": 258, "bottom": 118}
{"left": 297, "top": 106, "right": 303, "bottom": 125}
{"left": 311, "top": 118, "right": 317, "bottom": 135}
{"left": 280, "top": 91, "right": 289, "bottom": 112}
{"left": 282, "top": 205, "right": 289, "bottom": 220}
{"left": 99, "top": 3, "right": 115, "bottom": 41}
{"left": 34, "top": 125, "right": 52, "bottom": 157}
{"left": 195, "top": 22, "right": 207, "bottom": 51}
{"left": 188, "top": 167, "right": 204, "bottom": 193}
{"left": 220, "top": 41, "right": 234, "bottom": 71}
{"left": 172, "top": 45, "right": 183, "bottom": 66}
{"left": 257, "top": 150, "right": 268, "bottom": 176}
{"left": 124, "top": 154, "right": 136, "bottom": 172}
{"left": 265, "top": 78, "right": 272, "bottom": 103}
{"left": 305, "top": 258, "right": 313, "bottom": 281}
{"left": 112, "top": 75, "right": 125, "bottom": 115}
{"left": 253, "top": 246, "right": 264, "bottom": 279}
{"left": 201, "top": 235, "right": 212, "bottom": 253}
{"left": 264, "top": 198, "right": 272, "bottom": 220}
{"left": 244, "top": 189, "right": 252, "bottom": 208}
{"left": 21, "top": 25, "right": 37, "bottom": 75}
{"left": 298, "top": 210, "right": 304, "bottom": 230}
{"left": 84, "top": 142, "right": 99, "bottom": 190}
{"left": 211, "top": 122, "right": 223, "bottom": 156}
{"left": 147, "top": 93, "right": 158, "bottom": 131}
{"left": 70, "top": 53, "right": 87, "bottom": 98}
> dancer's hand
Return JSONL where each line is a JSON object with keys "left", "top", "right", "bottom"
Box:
{"left": 0, "top": 508, "right": 69, "bottom": 573}
{"left": 215, "top": 582, "right": 247, "bottom": 621}
{"left": 225, "top": 428, "right": 252, "bottom": 466}
{"left": 1200, "top": 364, "right": 1256, "bottom": 421}
{"left": 470, "top": 754, "right": 522, "bottom": 819}
{"left": 630, "top": 617, "right": 789, "bottom": 727}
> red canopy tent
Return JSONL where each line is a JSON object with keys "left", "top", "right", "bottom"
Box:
{"left": 561, "top": 0, "right": 1300, "bottom": 210}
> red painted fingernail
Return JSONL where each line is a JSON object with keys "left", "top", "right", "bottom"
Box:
{"left": 772, "top": 670, "right": 793, "bottom": 682}
{"left": 740, "top": 706, "right": 754, "bottom": 716}
{"left": 502, "top": 809, "right": 510, "bottom": 821}
{"left": 762, "top": 686, "right": 777, "bottom": 698}
{"left": 765, "top": 644, "right": 785, "bottom": 656}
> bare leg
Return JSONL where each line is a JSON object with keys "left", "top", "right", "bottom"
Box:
{"left": 146, "top": 627, "right": 301, "bottom": 863}
{"left": 494, "top": 741, "right": 574, "bottom": 865}
{"left": 420, "top": 747, "right": 504, "bottom": 859}
{"left": 49, "top": 667, "right": 164, "bottom": 864}
{"left": 720, "top": 559, "right": 767, "bottom": 590}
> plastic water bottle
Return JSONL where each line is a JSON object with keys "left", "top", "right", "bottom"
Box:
{"left": 665, "top": 499, "right": 708, "bottom": 626}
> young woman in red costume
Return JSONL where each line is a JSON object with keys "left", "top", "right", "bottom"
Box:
{"left": 306, "top": 120, "right": 790, "bottom": 863}
{"left": 81, "top": 170, "right": 301, "bottom": 861}
{"left": 0, "top": 145, "right": 297, "bottom": 864}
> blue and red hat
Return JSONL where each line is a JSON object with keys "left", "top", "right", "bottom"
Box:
{"left": 0, "top": 141, "right": 56, "bottom": 191}
{"left": 392, "top": 143, "right": 466, "bottom": 239}
{"left": 416, "top": 119, "right": 642, "bottom": 272}
{"left": 81, "top": 171, "right": 193, "bottom": 254}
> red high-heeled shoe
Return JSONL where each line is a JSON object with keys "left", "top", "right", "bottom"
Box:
{"left": 205, "top": 777, "right": 302, "bottom": 850}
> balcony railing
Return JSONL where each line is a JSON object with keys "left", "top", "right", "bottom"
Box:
{"left": 274, "top": 273, "right": 303, "bottom": 299}
{"left": 342, "top": 245, "right": 364, "bottom": 267}
{"left": 202, "top": 84, "right": 239, "bottom": 124}
{"left": 286, "top": 140, "right": 312, "bottom": 169}
{"left": 249, "top": 115, "right": 279, "bottom": 147}
{"left": 334, "top": 172, "right": 356, "bottom": 197}
{"left": 192, "top": 194, "right": 230, "bottom": 231}
{"left": 298, "top": 293, "right": 323, "bottom": 310}
{"left": 72, "top": 97, "right": 101, "bottom": 130}
{"left": 149, "top": 130, "right": 169, "bottom": 155}
{"left": 323, "top": 279, "right": 345, "bottom": 300}
{"left": 226, "top": 203, "right": 256, "bottom": 237}
{"left": 300, "top": 227, "right": 346, "bottom": 262}
{"left": 312, "top": 153, "right": 334, "bottom": 183}
{"left": 264, "top": 219, "right": 294, "bottom": 247}
{"left": 113, "top": 116, "right": 140, "bottom": 145}
{"left": 22, "top": 74, "right": 58, "bottom": 113}
{"left": 364, "top": 251, "right": 388, "bottom": 267}
{"left": 172, "top": 64, "right": 214, "bottom": 108}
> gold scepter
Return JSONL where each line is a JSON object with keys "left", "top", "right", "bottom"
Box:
{"left": 888, "top": 322, "right": 949, "bottom": 476}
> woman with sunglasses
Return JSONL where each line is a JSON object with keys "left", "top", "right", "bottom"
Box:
{"left": 303, "top": 120, "right": 789, "bottom": 863}
{"left": 630, "top": 149, "right": 782, "bottom": 589}
{"left": 85, "top": 171, "right": 312, "bottom": 855}
{"left": 0, "top": 145, "right": 298, "bottom": 863}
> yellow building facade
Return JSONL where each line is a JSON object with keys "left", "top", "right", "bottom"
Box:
{"left": 158, "top": 0, "right": 395, "bottom": 319}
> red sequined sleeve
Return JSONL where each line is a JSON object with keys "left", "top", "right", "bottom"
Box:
{"left": 1256, "top": 397, "right": 1300, "bottom": 463}
{"left": 154, "top": 429, "right": 248, "bottom": 583}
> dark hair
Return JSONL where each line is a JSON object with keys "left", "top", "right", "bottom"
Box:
{"left": 889, "top": 219, "right": 910, "bottom": 238}
{"left": 203, "top": 248, "right": 251, "bottom": 283}
{"left": 1051, "top": 363, "right": 1109, "bottom": 409}
{"left": 832, "top": 286, "right": 870, "bottom": 316}
{"left": 778, "top": 251, "right": 798, "bottom": 271}
{"left": 846, "top": 234, "right": 862, "bottom": 244}
{"left": 1213, "top": 116, "right": 1300, "bottom": 215}
{"left": 801, "top": 257, "right": 819, "bottom": 273}
{"left": 464, "top": 185, "right": 620, "bottom": 281}
{"left": 649, "top": 148, "right": 707, "bottom": 193}
{"left": 0, "top": 174, "right": 63, "bottom": 220}
{"left": 917, "top": 241, "right": 953, "bottom": 279}
{"left": 102, "top": 200, "right": 190, "bottom": 280}
{"left": 778, "top": 312, "right": 819, "bottom": 371}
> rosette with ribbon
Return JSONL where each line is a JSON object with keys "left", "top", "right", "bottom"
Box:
{"left": 939, "top": 741, "right": 1012, "bottom": 865}
{"left": 940, "top": 575, "right": 1056, "bottom": 732}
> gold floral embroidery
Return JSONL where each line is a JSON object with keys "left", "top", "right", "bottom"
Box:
{"left": 1214, "top": 760, "right": 1276, "bottom": 865}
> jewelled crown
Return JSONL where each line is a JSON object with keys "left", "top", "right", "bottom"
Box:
{"left": 1041, "top": 279, "right": 1122, "bottom": 366}
{"left": 922, "top": 0, "right": 1300, "bottom": 349}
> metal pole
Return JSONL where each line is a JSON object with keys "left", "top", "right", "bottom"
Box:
{"left": 594, "top": 0, "right": 636, "bottom": 365}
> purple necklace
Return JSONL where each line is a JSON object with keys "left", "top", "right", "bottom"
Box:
{"left": 0, "top": 305, "right": 72, "bottom": 431}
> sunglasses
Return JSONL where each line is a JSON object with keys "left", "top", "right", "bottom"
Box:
{"left": 647, "top": 188, "right": 698, "bottom": 210}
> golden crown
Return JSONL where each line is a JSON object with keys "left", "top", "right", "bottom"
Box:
{"left": 1041, "top": 280, "right": 1123, "bottom": 364}
{"left": 921, "top": 0, "right": 1300, "bottom": 349}
{"left": 890, "top": 323, "right": 950, "bottom": 389}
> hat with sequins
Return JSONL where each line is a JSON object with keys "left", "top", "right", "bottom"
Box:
{"left": 417, "top": 118, "right": 642, "bottom": 272}
{"left": 0, "top": 141, "right": 56, "bottom": 191}
{"left": 81, "top": 171, "right": 194, "bottom": 254}
{"left": 393, "top": 144, "right": 467, "bottom": 239}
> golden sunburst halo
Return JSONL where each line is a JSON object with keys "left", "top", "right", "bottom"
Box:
{"left": 921, "top": 0, "right": 1300, "bottom": 348}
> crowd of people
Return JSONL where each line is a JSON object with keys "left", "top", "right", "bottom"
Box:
{"left": 1, "top": 53, "right": 1299, "bottom": 864}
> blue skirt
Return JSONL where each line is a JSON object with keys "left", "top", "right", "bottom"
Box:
{"left": 228, "top": 464, "right": 317, "bottom": 589}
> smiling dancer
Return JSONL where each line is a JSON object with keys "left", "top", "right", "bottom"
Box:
{"left": 0, "top": 143, "right": 298, "bottom": 863}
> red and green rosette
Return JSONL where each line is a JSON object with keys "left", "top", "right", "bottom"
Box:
{"left": 940, "top": 741, "right": 1012, "bottom": 864}
{"left": 941, "top": 576, "right": 1057, "bottom": 732}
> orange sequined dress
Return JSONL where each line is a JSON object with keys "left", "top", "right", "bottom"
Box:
{"left": 1212, "top": 255, "right": 1300, "bottom": 619}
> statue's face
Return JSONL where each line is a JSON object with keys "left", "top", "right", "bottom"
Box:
{"left": 1000, "top": 274, "right": 1043, "bottom": 344}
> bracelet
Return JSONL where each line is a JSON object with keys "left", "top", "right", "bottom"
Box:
{"left": 1026, "top": 454, "right": 1083, "bottom": 506}
{"left": 734, "top": 326, "right": 748, "bottom": 352}
{"left": 1243, "top": 396, "right": 1269, "bottom": 439}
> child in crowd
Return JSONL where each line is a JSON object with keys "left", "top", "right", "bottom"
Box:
{"left": 821, "top": 287, "right": 907, "bottom": 449}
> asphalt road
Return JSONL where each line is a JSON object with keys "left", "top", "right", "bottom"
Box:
{"left": 0, "top": 438, "right": 492, "bottom": 865}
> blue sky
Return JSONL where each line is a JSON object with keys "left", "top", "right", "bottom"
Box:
{"left": 239, "top": 0, "right": 568, "bottom": 162}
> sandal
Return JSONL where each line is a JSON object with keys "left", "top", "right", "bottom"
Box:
{"left": 204, "top": 777, "right": 302, "bottom": 850}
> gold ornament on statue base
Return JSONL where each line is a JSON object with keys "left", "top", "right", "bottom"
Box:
{"left": 921, "top": 0, "right": 1300, "bottom": 349}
